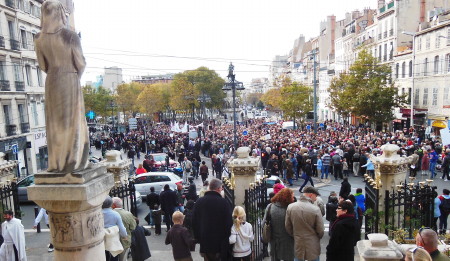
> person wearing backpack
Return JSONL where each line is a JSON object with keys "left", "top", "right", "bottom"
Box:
{"left": 438, "top": 189, "right": 450, "bottom": 235}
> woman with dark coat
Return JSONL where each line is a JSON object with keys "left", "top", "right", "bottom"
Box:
{"left": 262, "top": 188, "right": 295, "bottom": 261}
{"left": 160, "top": 184, "right": 177, "bottom": 231}
{"left": 326, "top": 201, "right": 360, "bottom": 261}
{"left": 339, "top": 178, "right": 351, "bottom": 200}
{"left": 130, "top": 218, "right": 151, "bottom": 261}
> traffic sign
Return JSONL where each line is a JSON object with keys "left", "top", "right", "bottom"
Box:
{"left": 242, "top": 130, "right": 248, "bottom": 136}
{"left": 306, "top": 125, "right": 311, "bottom": 130}
{"left": 319, "top": 123, "right": 324, "bottom": 128}
{"left": 86, "top": 110, "right": 96, "bottom": 120}
{"left": 129, "top": 118, "right": 138, "bottom": 130}
{"left": 11, "top": 144, "right": 18, "bottom": 154}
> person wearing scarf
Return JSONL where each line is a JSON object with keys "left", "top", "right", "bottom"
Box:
{"left": 326, "top": 201, "right": 360, "bottom": 261}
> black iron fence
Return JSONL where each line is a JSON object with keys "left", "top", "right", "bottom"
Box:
{"left": 0, "top": 182, "right": 21, "bottom": 221}
{"left": 385, "top": 182, "right": 436, "bottom": 239}
{"left": 109, "top": 181, "right": 138, "bottom": 217}
{"left": 364, "top": 178, "right": 436, "bottom": 239}
{"left": 244, "top": 179, "right": 268, "bottom": 261}
{"left": 222, "top": 177, "right": 235, "bottom": 208}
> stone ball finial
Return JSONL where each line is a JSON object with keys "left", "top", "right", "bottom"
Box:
{"left": 380, "top": 144, "right": 400, "bottom": 158}
{"left": 105, "top": 150, "right": 121, "bottom": 162}
{"left": 236, "top": 147, "right": 251, "bottom": 158}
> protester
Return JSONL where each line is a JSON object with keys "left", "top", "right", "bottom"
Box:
{"left": 193, "top": 178, "right": 233, "bottom": 261}
{"left": 199, "top": 161, "right": 209, "bottom": 183}
{"left": 299, "top": 159, "right": 314, "bottom": 193}
{"left": 160, "top": 184, "right": 177, "bottom": 231}
{"left": 339, "top": 177, "right": 351, "bottom": 200}
{"left": 130, "top": 218, "right": 151, "bottom": 261}
{"left": 438, "top": 189, "right": 450, "bottom": 235}
{"left": 32, "top": 207, "right": 53, "bottom": 252}
{"left": 135, "top": 164, "right": 146, "bottom": 175}
{"left": 146, "top": 187, "right": 160, "bottom": 227}
{"left": 326, "top": 201, "right": 360, "bottom": 261}
{"left": 0, "top": 210, "right": 26, "bottom": 261}
{"left": 415, "top": 228, "right": 450, "bottom": 260}
{"left": 102, "top": 196, "right": 128, "bottom": 261}
{"left": 229, "top": 206, "right": 254, "bottom": 260}
{"left": 165, "top": 211, "right": 195, "bottom": 261}
{"left": 112, "top": 197, "right": 137, "bottom": 261}
{"left": 273, "top": 179, "right": 285, "bottom": 194}
{"left": 285, "top": 186, "right": 324, "bottom": 261}
{"left": 326, "top": 196, "right": 339, "bottom": 225}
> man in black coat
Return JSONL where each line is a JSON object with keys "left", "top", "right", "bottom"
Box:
{"left": 193, "top": 178, "right": 232, "bottom": 261}
{"left": 339, "top": 178, "right": 351, "bottom": 200}
{"left": 146, "top": 187, "right": 160, "bottom": 226}
{"left": 130, "top": 218, "right": 151, "bottom": 261}
{"left": 160, "top": 184, "right": 177, "bottom": 231}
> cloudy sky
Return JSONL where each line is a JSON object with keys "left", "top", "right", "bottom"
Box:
{"left": 74, "top": 0, "right": 376, "bottom": 86}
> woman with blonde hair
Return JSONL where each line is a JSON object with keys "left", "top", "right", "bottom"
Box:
{"left": 405, "top": 246, "right": 432, "bottom": 261}
{"left": 229, "top": 206, "right": 254, "bottom": 261}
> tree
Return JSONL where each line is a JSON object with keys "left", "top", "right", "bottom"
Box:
{"left": 246, "top": 92, "right": 263, "bottom": 106}
{"left": 280, "top": 82, "right": 313, "bottom": 122}
{"left": 82, "top": 85, "right": 113, "bottom": 118}
{"left": 171, "top": 67, "right": 226, "bottom": 110}
{"left": 137, "top": 83, "right": 170, "bottom": 120}
{"left": 115, "top": 82, "right": 144, "bottom": 116}
{"left": 328, "top": 49, "right": 407, "bottom": 124}
{"left": 261, "top": 88, "right": 282, "bottom": 110}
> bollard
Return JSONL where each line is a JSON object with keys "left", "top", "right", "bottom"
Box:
{"left": 34, "top": 206, "right": 41, "bottom": 233}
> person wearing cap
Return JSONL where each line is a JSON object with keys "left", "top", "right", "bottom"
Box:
{"left": 326, "top": 200, "right": 360, "bottom": 261}
{"left": 285, "top": 186, "right": 324, "bottom": 261}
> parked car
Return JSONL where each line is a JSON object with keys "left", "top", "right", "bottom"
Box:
{"left": 256, "top": 175, "right": 284, "bottom": 197}
{"left": 135, "top": 191, "right": 142, "bottom": 208}
{"left": 150, "top": 153, "right": 179, "bottom": 170}
{"left": 17, "top": 175, "right": 34, "bottom": 202}
{"left": 134, "top": 172, "right": 182, "bottom": 198}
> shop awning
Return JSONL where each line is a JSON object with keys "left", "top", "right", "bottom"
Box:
{"left": 432, "top": 120, "right": 447, "bottom": 128}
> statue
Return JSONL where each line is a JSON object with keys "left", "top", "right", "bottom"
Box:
{"left": 34, "top": 0, "right": 89, "bottom": 173}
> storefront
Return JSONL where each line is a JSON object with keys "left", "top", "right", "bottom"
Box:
{"left": 34, "top": 131, "right": 48, "bottom": 172}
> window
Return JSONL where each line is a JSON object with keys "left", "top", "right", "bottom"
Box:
{"left": 13, "top": 62, "right": 23, "bottom": 81}
{"left": 436, "top": 34, "right": 441, "bottom": 49}
{"left": 31, "top": 101, "right": 38, "bottom": 126}
{"left": 423, "top": 58, "right": 428, "bottom": 76}
{"left": 418, "top": 37, "right": 422, "bottom": 51}
{"left": 409, "top": 60, "right": 413, "bottom": 77}
{"left": 378, "top": 45, "right": 382, "bottom": 61}
{"left": 25, "top": 65, "right": 32, "bottom": 86}
{"left": 20, "top": 29, "right": 27, "bottom": 49}
{"left": 384, "top": 43, "right": 387, "bottom": 61}
{"left": 426, "top": 35, "right": 430, "bottom": 50}
{"left": 395, "top": 63, "right": 399, "bottom": 78}
{"left": 414, "top": 88, "right": 420, "bottom": 106}
{"left": 402, "top": 62, "right": 406, "bottom": 78}
{"left": 444, "top": 87, "right": 450, "bottom": 107}
{"left": 18, "top": 104, "right": 27, "bottom": 123}
{"left": 3, "top": 105, "right": 11, "bottom": 125}
{"left": 17, "top": 0, "right": 24, "bottom": 11}
{"left": 434, "top": 55, "right": 440, "bottom": 74}
{"left": 432, "top": 88, "right": 438, "bottom": 106}
{"left": 8, "top": 21, "right": 15, "bottom": 40}
{"left": 447, "top": 54, "right": 450, "bottom": 73}
{"left": 423, "top": 88, "right": 428, "bottom": 105}
{"left": 390, "top": 42, "right": 393, "bottom": 60}
{"left": 37, "top": 67, "right": 42, "bottom": 86}
{"left": 0, "top": 61, "right": 6, "bottom": 81}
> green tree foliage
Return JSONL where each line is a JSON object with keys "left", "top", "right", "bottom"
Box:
{"left": 115, "top": 82, "right": 144, "bottom": 116}
{"left": 328, "top": 49, "right": 407, "bottom": 124}
{"left": 261, "top": 88, "right": 282, "bottom": 110}
{"left": 82, "top": 85, "right": 113, "bottom": 117}
{"left": 137, "top": 83, "right": 170, "bottom": 120}
{"left": 171, "top": 67, "right": 226, "bottom": 110}
{"left": 280, "top": 82, "right": 313, "bottom": 121}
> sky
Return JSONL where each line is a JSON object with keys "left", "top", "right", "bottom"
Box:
{"left": 74, "top": 0, "right": 376, "bottom": 86}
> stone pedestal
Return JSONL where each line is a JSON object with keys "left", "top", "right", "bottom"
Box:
{"left": 357, "top": 233, "right": 403, "bottom": 261}
{"left": 104, "top": 150, "right": 131, "bottom": 185}
{"left": 28, "top": 165, "right": 114, "bottom": 261}
{"left": 227, "top": 147, "right": 260, "bottom": 206}
{"left": 0, "top": 152, "right": 18, "bottom": 184}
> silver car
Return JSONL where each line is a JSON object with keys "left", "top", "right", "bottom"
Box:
{"left": 134, "top": 172, "right": 182, "bottom": 198}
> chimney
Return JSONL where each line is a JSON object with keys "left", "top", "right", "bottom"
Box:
{"left": 420, "top": 0, "right": 426, "bottom": 23}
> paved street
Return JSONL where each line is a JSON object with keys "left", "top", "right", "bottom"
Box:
{"left": 20, "top": 147, "right": 449, "bottom": 260}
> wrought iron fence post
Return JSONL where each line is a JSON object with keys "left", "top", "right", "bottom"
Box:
{"left": 384, "top": 190, "right": 390, "bottom": 235}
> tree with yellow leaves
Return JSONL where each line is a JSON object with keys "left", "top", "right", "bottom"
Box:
{"left": 115, "top": 82, "right": 144, "bottom": 117}
{"left": 137, "top": 83, "right": 171, "bottom": 121}
{"left": 261, "top": 88, "right": 282, "bottom": 110}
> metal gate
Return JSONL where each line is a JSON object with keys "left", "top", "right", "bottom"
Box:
{"left": 222, "top": 177, "right": 235, "bottom": 208}
{"left": 244, "top": 179, "right": 268, "bottom": 261}
{"left": 364, "top": 178, "right": 380, "bottom": 238}
{"left": 385, "top": 182, "right": 436, "bottom": 238}
{"left": 0, "top": 181, "right": 21, "bottom": 220}
{"left": 109, "top": 181, "right": 138, "bottom": 217}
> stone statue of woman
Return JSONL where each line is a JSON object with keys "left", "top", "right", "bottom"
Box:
{"left": 34, "top": 0, "right": 89, "bottom": 173}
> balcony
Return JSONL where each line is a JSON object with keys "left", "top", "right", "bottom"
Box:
{"left": 15, "top": 81, "right": 24, "bottom": 91}
{"left": 0, "top": 80, "right": 10, "bottom": 91}
{"left": 20, "top": 122, "right": 29, "bottom": 133}
{"left": 0, "top": 36, "right": 5, "bottom": 48}
{"left": 10, "top": 39, "right": 19, "bottom": 51}
{"left": 5, "top": 0, "right": 15, "bottom": 8}
{"left": 6, "top": 125, "right": 17, "bottom": 136}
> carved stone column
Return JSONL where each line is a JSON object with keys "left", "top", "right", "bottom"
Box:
{"left": 104, "top": 150, "right": 131, "bottom": 185}
{"left": 28, "top": 165, "right": 114, "bottom": 261}
{"left": 227, "top": 147, "right": 260, "bottom": 206}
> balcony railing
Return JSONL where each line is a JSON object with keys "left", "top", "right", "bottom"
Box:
{"left": 10, "top": 39, "right": 19, "bottom": 51}
{"left": 15, "top": 81, "right": 24, "bottom": 91}
{"left": 389, "top": 29, "right": 394, "bottom": 36}
{"left": 5, "top": 0, "right": 15, "bottom": 8}
{"left": 20, "top": 122, "right": 29, "bottom": 133}
{"left": 0, "top": 80, "right": 10, "bottom": 91}
{"left": 388, "top": 1, "right": 394, "bottom": 9}
{"left": 0, "top": 36, "right": 5, "bottom": 48}
{"left": 6, "top": 125, "right": 17, "bottom": 136}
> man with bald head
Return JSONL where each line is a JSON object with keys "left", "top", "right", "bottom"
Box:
{"left": 415, "top": 228, "right": 450, "bottom": 261}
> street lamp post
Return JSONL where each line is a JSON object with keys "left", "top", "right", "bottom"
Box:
{"left": 223, "top": 63, "right": 244, "bottom": 150}
{"left": 197, "top": 93, "right": 211, "bottom": 121}
{"left": 312, "top": 49, "right": 318, "bottom": 134}
{"left": 402, "top": 31, "right": 416, "bottom": 128}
